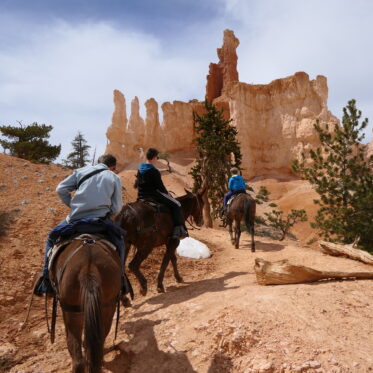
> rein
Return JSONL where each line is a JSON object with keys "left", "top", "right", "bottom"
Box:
{"left": 186, "top": 217, "right": 201, "bottom": 230}
{"left": 182, "top": 193, "right": 202, "bottom": 230}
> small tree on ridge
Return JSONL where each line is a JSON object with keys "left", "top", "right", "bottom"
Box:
{"left": 0, "top": 122, "right": 61, "bottom": 163}
{"left": 63, "top": 131, "right": 91, "bottom": 169}
{"left": 292, "top": 99, "right": 373, "bottom": 251}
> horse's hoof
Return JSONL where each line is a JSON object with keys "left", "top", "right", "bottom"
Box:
{"left": 176, "top": 277, "right": 184, "bottom": 283}
{"left": 140, "top": 288, "right": 147, "bottom": 296}
{"left": 251, "top": 249, "right": 256, "bottom": 253}
{"left": 157, "top": 286, "right": 165, "bottom": 293}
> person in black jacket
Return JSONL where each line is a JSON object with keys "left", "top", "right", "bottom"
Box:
{"left": 135, "top": 148, "right": 188, "bottom": 239}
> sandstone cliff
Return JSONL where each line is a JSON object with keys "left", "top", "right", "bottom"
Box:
{"left": 106, "top": 29, "right": 338, "bottom": 178}
{"left": 217, "top": 72, "right": 338, "bottom": 177}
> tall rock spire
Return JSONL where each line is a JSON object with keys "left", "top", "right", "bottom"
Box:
{"left": 205, "top": 29, "right": 240, "bottom": 102}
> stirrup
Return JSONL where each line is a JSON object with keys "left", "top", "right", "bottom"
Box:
{"left": 33, "top": 274, "right": 54, "bottom": 297}
{"left": 172, "top": 225, "right": 189, "bottom": 239}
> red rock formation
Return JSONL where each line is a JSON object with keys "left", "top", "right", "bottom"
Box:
{"left": 106, "top": 30, "right": 338, "bottom": 177}
{"left": 206, "top": 29, "right": 239, "bottom": 102}
{"left": 105, "top": 90, "right": 127, "bottom": 166}
{"left": 215, "top": 72, "right": 338, "bottom": 177}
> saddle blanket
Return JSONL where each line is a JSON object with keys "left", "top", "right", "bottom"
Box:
{"left": 227, "top": 192, "right": 245, "bottom": 206}
{"left": 48, "top": 233, "right": 117, "bottom": 271}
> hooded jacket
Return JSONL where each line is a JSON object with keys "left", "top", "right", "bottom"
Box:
{"left": 228, "top": 174, "right": 246, "bottom": 192}
{"left": 136, "top": 162, "right": 168, "bottom": 198}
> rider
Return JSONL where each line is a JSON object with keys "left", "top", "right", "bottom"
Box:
{"left": 33, "top": 154, "right": 124, "bottom": 296}
{"left": 135, "top": 147, "right": 188, "bottom": 239}
{"left": 223, "top": 167, "right": 247, "bottom": 213}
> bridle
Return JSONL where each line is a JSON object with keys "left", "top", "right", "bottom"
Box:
{"left": 185, "top": 193, "right": 203, "bottom": 230}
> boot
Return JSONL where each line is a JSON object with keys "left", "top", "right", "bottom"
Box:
{"left": 121, "top": 273, "right": 134, "bottom": 300}
{"left": 172, "top": 225, "right": 189, "bottom": 239}
{"left": 33, "top": 273, "right": 54, "bottom": 297}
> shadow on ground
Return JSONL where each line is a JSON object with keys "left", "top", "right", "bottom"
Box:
{"left": 133, "top": 271, "right": 247, "bottom": 317}
{"left": 240, "top": 239, "right": 285, "bottom": 252}
{"left": 104, "top": 319, "right": 235, "bottom": 373}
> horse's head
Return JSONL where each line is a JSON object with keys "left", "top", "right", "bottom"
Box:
{"left": 183, "top": 188, "right": 204, "bottom": 227}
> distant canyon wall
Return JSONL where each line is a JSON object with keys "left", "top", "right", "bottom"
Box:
{"left": 106, "top": 29, "right": 338, "bottom": 178}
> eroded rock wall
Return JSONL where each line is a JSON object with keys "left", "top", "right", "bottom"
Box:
{"left": 106, "top": 29, "right": 338, "bottom": 177}
{"left": 105, "top": 91, "right": 205, "bottom": 168}
{"left": 216, "top": 72, "right": 338, "bottom": 178}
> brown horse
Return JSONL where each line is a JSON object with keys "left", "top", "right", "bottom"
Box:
{"left": 115, "top": 190, "right": 204, "bottom": 295}
{"left": 226, "top": 193, "right": 256, "bottom": 251}
{"left": 49, "top": 235, "right": 122, "bottom": 373}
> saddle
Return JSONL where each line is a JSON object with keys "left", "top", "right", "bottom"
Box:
{"left": 48, "top": 233, "right": 117, "bottom": 272}
{"left": 227, "top": 191, "right": 246, "bottom": 207}
{"left": 138, "top": 197, "right": 170, "bottom": 213}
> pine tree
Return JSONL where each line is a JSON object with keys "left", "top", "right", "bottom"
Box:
{"left": 63, "top": 131, "right": 91, "bottom": 169}
{"left": 190, "top": 100, "right": 242, "bottom": 225}
{"left": 0, "top": 122, "right": 61, "bottom": 163}
{"left": 264, "top": 209, "right": 308, "bottom": 241}
{"left": 292, "top": 99, "right": 373, "bottom": 251}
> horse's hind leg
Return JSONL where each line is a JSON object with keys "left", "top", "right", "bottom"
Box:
{"left": 123, "top": 241, "right": 131, "bottom": 267}
{"left": 170, "top": 240, "right": 183, "bottom": 282}
{"left": 250, "top": 224, "right": 256, "bottom": 252}
{"left": 128, "top": 246, "right": 152, "bottom": 296}
{"left": 157, "top": 241, "right": 175, "bottom": 293}
{"left": 170, "top": 250, "right": 183, "bottom": 283}
{"left": 234, "top": 219, "right": 241, "bottom": 249}
{"left": 63, "top": 313, "right": 85, "bottom": 373}
{"left": 228, "top": 219, "right": 235, "bottom": 244}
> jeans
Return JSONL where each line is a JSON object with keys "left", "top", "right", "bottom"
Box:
{"left": 223, "top": 191, "right": 235, "bottom": 206}
{"left": 42, "top": 220, "right": 68, "bottom": 276}
{"left": 42, "top": 219, "right": 125, "bottom": 276}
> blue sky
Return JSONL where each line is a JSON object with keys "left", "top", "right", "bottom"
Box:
{"left": 1, "top": 0, "right": 372, "bottom": 161}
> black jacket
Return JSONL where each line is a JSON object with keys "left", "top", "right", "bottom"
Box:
{"left": 136, "top": 164, "right": 168, "bottom": 198}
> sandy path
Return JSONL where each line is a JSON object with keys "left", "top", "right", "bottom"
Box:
{"left": 1, "top": 153, "right": 373, "bottom": 373}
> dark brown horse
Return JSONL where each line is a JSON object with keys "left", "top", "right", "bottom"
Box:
{"left": 226, "top": 193, "right": 256, "bottom": 251}
{"left": 49, "top": 235, "right": 122, "bottom": 373}
{"left": 115, "top": 190, "right": 204, "bottom": 295}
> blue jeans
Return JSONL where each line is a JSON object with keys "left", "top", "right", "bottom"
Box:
{"left": 42, "top": 219, "right": 125, "bottom": 276}
{"left": 42, "top": 220, "right": 68, "bottom": 276}
{"left": 224, "top": 191, "right": 235, "bottom": 206}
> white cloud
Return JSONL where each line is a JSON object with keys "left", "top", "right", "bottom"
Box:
{"left": 1, "top": 1, "right": 372, "bottom": 164}
{"left": 0, "top": 18, "right": 211, "bottom": 159}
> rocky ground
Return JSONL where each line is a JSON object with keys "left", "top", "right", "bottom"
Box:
{"left": 0, "top": 153, "right": 372, "bottom": 373}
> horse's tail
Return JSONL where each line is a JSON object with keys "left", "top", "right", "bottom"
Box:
{"left": 243, "top": 197, "right": 254, "bottom": 235}
{"left": 79, "top": 263, "right": 103, "bottom": 373}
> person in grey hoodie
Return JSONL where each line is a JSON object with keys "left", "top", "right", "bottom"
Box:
{"left": 33, "top": 154, "right": 123, "bottom": 296}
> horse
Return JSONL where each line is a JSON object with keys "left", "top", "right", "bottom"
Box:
{"left": 226, "top": 193, "right": 256, "bottom": 251}
{"left": 115, "top": 190, "right": 204, "bottom": 295}
{"left": 49, "top": 235, "right": 122, "bottom": 373}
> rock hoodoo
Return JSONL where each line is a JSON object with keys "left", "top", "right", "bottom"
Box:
{"left": 106, "top": 30, "right": 338, "bottom": 177}
{"left": 206, "top": 29, "right": 240, "bottom": 102}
